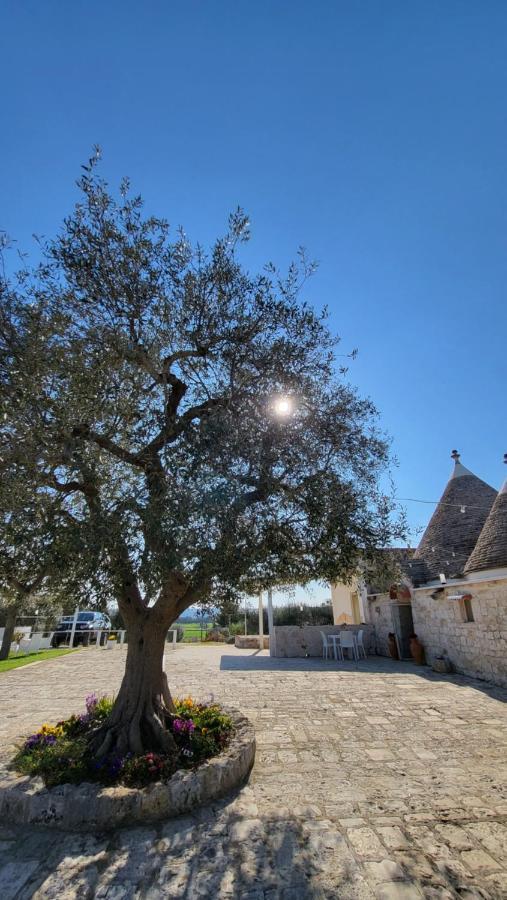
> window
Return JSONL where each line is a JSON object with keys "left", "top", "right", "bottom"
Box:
{"left": 459, "top": 596, "right": 474, "bottom": 623}
{"left": 463, "top": 597, "right": 474, "bottom": 622}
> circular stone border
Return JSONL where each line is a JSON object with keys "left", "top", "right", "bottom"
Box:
{"left": 0, "top": 709, "right": 255, "bottom": 831}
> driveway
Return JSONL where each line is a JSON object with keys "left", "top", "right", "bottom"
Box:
{"left": 0, "top": 645, "right": 506, "bottom": 898}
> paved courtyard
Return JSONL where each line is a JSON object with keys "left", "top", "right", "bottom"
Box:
{"left": 0, "top": 645, "right": 506, "bottom": 899}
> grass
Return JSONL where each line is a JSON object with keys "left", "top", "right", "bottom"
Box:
{"left": 0, "top": 648, "right": 78, "bottom": 673}
{"left": 177, "top": 622, "right": 212, "bottom": 642}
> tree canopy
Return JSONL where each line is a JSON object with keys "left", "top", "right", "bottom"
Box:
{"left": 0, "top": 154, "right": 403, "bottom": 751}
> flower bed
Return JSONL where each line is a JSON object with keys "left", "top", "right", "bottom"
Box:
{"left": 11, "top": 693, "right": 234, "bottom": 788}
{"left": 0, "top": 698, "right": 255, "bottom": 830}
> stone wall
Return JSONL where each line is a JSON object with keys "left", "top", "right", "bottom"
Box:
{"left": 0, "top": 710, "right": 255, "bottom": 831}
{"left": 412, "top": 577, "right": 507, "bottom": 686}
{"left": 365, "top": 575, "right": 507, "bottom": 687}
{"left": 364, "top": 597, "right": 401, "bottom": 657}
{"left": 272, "top": 624, "right": 372, "bottom": 658}
{"left": 234, "top": 635, "right": 269, "bottom": 650}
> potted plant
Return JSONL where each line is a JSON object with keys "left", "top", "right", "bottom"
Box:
{"left": 432, "top": 655, "right": 452, "bottom": 674}
{"left": 409, "top": 633, "right": 425, "bottom": 665}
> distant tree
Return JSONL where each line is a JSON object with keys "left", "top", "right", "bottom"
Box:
{"left": 0, "top": 154, "right": 403, "bottom": 756}
{"left": 214, "top": 596, "right": 241, "bottom": 628}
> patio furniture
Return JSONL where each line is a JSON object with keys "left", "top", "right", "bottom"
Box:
{"left": 356, "top": 629, "right": 367, "bottom": 659}
{"left": 321, "top": 632, "right": 335, "bottom": 660}
{"left": 339, "top": 631, "right": 358, "bottom": 660}
{"left": 326, "top": 633, "right": 344, "bottom": 661}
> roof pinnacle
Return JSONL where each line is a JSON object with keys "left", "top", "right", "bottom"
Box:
{"left": 451, "top": 449, "right": 460, "bottom": 462}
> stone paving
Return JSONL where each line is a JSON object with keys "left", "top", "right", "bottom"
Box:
{"left": 0, "top": 645, "right": 506, "bottom": 899}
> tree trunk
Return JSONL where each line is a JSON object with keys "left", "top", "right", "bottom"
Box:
{"left": 0, "top": 607, "right": 17, "bottom": 661}
{"left": 89, "top": 606, "right": 178, "bottom": 758}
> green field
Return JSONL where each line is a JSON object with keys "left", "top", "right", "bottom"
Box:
{"left": 177, "top": 622, "right": 212, "bottom": 642}
{"left": 0, "top": 648, "right": 78, "bottom": 673}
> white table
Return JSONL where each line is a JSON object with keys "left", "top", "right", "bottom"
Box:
{"left": 327, "top": 632, "right": 359, "bottom": 661}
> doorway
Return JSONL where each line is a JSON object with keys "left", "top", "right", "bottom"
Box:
{"left": 391, "top": 603, "right": 414, "bottom": 659}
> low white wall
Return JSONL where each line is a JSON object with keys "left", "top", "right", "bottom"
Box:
{"left": 272, "top": 624, "right": 372, "bottom": 658}
{"left": 0, "top": 626, "right": 31, "bottom": 644}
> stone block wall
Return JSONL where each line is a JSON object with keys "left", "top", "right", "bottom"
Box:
{"left": 365, "top": 575, "right": 507, "bottom": 687}
{"left": 411, "top": 578, "right": 507, "bottom": 686}
{"left": 234, "top": 635, "right": 269, "bottom": 649}
{"left": 272, "top": 624, "right": 372, "bottom": 658}
{"left": 364, "top": 598, "right": 400, "bottom": 656}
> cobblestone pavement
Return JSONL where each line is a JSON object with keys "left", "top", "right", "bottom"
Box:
{"left": 0, "top": 645, "right": 506, "bottom": 899}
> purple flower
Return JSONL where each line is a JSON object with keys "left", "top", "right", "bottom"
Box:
{"left": 24, "top": 732, "right": 58, "bottom": 751}
{"left": 107, "top": 755, "right": 124, "bottom": 776}
{"left": 85, "top": 693, "right": 98, "bottom": 714}
{"left": 172, "top": 717, "right": 195, "bottom": 734}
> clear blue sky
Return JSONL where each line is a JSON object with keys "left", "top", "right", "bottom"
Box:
{"left": 1, "top": 1, "right": 506, "bottom": 602}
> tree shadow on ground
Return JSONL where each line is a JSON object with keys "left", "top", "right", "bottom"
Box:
{"left": 9, "top": 799, "right": 363, "bottom": 899}
{"left": 8, "top": 784, "right": 503, "bottom": 899}
{"left": 219, "top": 652, "right": 507, "bottom": 704}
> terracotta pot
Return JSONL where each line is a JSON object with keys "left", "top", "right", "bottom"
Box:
{"left": 409, "top": 635, "right": 425, "bottom": 665}
{"left": 387, "top": 633, "right": 399, "bottom": 660}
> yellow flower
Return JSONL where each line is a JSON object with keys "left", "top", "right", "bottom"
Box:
{"left": 39, "top": 723, "right": 63, "bottom": 737}
{"left": 202, "top": 727, "right": 208, "bottom": 735}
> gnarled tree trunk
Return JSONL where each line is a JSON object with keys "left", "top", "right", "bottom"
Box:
{"left": 89, "top": 599, "right": 179, "bottom": 758}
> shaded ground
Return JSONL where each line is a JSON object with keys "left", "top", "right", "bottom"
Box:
{"left": 0, "top": 645, "right": 506, "bottom": 898}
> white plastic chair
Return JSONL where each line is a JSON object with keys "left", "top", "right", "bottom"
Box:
{"left": 321, "top": 632, "right": 334, "bottom": 660}
{"left": 356, "top": 629, "right": 367, "bottom": 659}
{"left": 339, "top": 631, "right": 358, "bottom": 660}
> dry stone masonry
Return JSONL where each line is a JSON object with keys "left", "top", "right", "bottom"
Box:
{"left": 0, "top": 644, "right": 506, "bottom": 898}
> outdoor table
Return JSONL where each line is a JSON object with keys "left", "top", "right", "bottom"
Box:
{"left": 327, "top": 631, "right": 358, "bottom": 661}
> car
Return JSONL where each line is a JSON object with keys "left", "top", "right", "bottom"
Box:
{"left": 51, "top": 611, "right": 112, "bottom": 647}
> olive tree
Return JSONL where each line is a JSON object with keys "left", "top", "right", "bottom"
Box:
{"left": 0, "top": 156, "right": 402, "bottom": 756}
{"left": 0, "top": 284, "right": 98, "bottom": 657}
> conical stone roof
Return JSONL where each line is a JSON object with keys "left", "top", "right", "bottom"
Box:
{"left": 413, "top": 451, "right": 497, "bottom": 581}
{"left": 465, "top": 457, "right": 507, "bottom": 574}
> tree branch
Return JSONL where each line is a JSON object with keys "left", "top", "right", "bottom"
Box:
{"left": 72, "top": 425, "right": 144, "bottom": 468}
